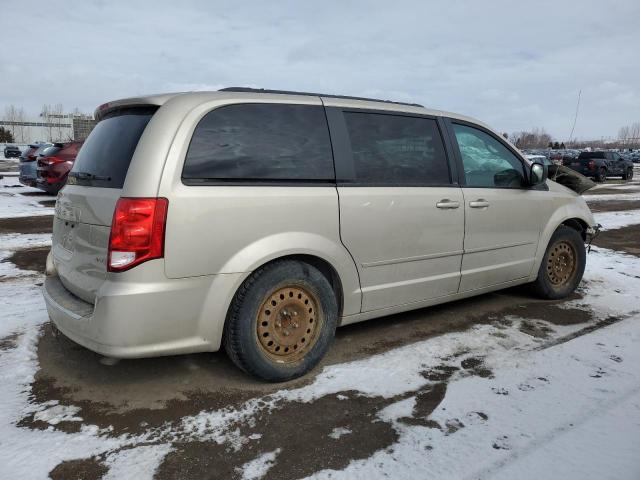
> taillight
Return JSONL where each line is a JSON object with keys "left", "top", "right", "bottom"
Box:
{"left": 108, "top": 197, "right": 169, "bottom": 272}
{"left": 588, "top": 160, "right": 595, "bottom": 169}
{"left": 47, "top": 155, "right": 64, "bottom": 164}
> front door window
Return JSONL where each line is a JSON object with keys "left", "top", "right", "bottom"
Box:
{"left": 453, "top": 124, "right": 525, "bottom": 188}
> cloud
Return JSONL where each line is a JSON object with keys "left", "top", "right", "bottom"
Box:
{"left": 2, "top": 0, "right": 639, "bottom": 139}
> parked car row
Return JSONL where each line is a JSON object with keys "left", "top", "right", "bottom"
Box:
{"left": 620, "top": 151, "right": 640, "bottom": 163}
{"left": 522, "top": 148, "right": 638, "bottom": 182}
{"left": 18, "top": 141, "right": 83, "bottom": 194}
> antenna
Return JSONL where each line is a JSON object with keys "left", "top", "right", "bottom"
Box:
{"left": 568, "top": 89, "right": 581, "bottom": 144}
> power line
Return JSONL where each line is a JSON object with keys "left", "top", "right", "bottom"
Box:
{"left": 568, "top": 89, "right": 581, "bottom": 143}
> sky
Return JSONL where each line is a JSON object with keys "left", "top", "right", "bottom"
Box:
{"left": 2, "top": 0, "right": 639, "bottom": 140}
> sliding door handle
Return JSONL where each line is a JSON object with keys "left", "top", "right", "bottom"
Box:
{"left": 436, "top": 199, "right": 460, "bottom": 209}
{"left": 469, "top": 199, "right": 490, "bottom": 208}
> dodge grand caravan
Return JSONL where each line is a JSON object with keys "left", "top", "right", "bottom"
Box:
{"left": 43, "top": 88, "right": 597, "bottom": 381}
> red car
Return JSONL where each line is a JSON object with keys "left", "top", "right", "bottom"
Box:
{"left": 36, "top": 141, "right": 83, "bottom": 194}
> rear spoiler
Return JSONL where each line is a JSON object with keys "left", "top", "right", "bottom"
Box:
{"left": 94, "top": 93, "right": 181, "bottom": 121}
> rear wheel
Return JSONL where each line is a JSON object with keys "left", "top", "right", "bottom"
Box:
{"left": 223, "top": 260, "right": 338, "bottom": 381}
{"left": 595, "top": 167, "right": 607, "bottom": 182}
{"left": 531, "top": 225, "right": 586, "bottom": 300}
{"left": 622, "top": 167, "right": 633, "bottom": 181}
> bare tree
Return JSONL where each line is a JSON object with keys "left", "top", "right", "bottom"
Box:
{"left": 631, "top": 122, "right": 640, "bottom": 149}
{"left": 511, "top": 127, "right": 553, "bottom": 149}
{"left": 53, "top": 103, "right": 65, "bottom": 142}
{"left": 40, "top": 104, "right": 54, "bottom": 142}
{"left": 618, "top": 125, "right": 631, "bottom": 148}
{"left": 3, "top": 105, "right": 19, "bottom": 140}
{"left": 615, "top": 122, "right": 640, "bottom": 150}
{"left": 16, "top": 107, "right": 29, "bottom": 143}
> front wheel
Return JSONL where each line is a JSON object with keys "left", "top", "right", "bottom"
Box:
{"left": 223, "top": 260, "right": 338, "bottom": 381}
{"left": 622, "top": 167, "right": 633, "bottom": 181}
{"left": 531, "top": 225, "right": 586, "bottom": 300}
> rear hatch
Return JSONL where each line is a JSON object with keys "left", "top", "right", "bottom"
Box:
{"left": 36, "top": 145, "right": 63, "bottom": 181}
{"left": 52, "top": 107, "right": 158, "bottom": 303}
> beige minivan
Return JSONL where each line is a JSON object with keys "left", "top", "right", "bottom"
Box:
{"left": 43, "top": 88, "right": 597, "bottom": 381}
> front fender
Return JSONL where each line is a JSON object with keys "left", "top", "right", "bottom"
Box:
{"left": 528, "top": 195, "right": 595, "bottom": 282}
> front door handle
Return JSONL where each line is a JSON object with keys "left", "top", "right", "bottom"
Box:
{"left": 469, "top": 199, "right": 490, "bottom": 208}
{"left": 436, "top": 199, "right": 460, "bottom": 209}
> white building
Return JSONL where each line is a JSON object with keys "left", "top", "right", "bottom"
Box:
{"left": 0, "top": 113, "right": 97, "bottom": 144}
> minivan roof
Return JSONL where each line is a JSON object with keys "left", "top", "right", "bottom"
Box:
{"left": 93, "top": 89, "right": 490, "bottom": 131}
{"left": 219, "top": 87, "right": 424, "bottom": 107}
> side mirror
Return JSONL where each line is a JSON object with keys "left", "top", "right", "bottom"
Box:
{"left": 530, "top": 162, "right": 547, "bottom": 186}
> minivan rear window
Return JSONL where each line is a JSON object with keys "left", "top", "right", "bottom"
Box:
{"left": 69, "top": 107, "right": 157, "bottom": 188}
{"left": 182, "top": 103, "right": 334, "bottom": 183}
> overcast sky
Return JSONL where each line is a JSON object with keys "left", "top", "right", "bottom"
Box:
{"left": 2, "top": 0, "right": 639, "bottom": 140}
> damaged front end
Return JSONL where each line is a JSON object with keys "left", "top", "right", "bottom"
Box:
{"left": 585, "top": 224, "right": 602, "bottom": 252}
{"left": 548, "top": 165, "right": 597, "bottom": 195}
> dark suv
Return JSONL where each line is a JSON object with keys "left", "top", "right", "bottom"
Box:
{"left": 564, "top": 151, "right": 634, "bottom": 182}
{"left": 4, "top": 144, "right": 21, "bottom": 158}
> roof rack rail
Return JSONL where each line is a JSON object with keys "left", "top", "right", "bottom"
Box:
{"left": 218, "top": 87, "right": 423, "bottom": 108}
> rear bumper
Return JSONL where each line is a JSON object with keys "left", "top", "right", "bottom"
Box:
{"left": 36, "top": 179, "right": 63, "bottom": 194}
{"left": 43, "top": 257, "right": 245, "bottom": 358}
{"left": 19, "top": 175, "right": 37, "bottom": 187}
{"left": 19, "top": 162, "right": 37, "bottom": 186}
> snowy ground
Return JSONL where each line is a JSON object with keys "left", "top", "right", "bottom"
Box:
{"left": 0, "top": 174, "right": 56, "bottom": 218}
{"left": 0, "top": 167, "right": 639, "bottom": 479}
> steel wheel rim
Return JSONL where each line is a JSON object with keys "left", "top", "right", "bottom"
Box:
{"left": 547, "top": 240, "right": 577, "bottom": 286}
{"left": 256, "top": 285, "right": 323, "bottom": 363}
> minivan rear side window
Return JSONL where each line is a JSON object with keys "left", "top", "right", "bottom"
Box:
{"left": 343, "top": 112, "right": 450, "bottom": 185}
{"left": 182, "top": 104, "right": 334, "bottom": 183}
{"left": 69, "top": 107, "right": 157, "bottom": 188}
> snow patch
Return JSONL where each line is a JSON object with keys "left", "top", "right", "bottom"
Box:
{"left": 328, "top": 427, "right": 352, "bottom": 440}
{"left": 104, "top": 444, "right": 174, "bottom": 480}
{"left": 238, "top": 448, "right": 281, "bottom": 480}
{"left": 0, "top": 176, "right": 55, "bottom": 218}
{"left": 34, "top": 404, "right": 82, "bottom": 425}
{"left": 593, "top": 209, "right": 640, "bottom": 230}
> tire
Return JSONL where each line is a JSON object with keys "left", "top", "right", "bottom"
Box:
{"left": 622, "top": 168, "right": 633, "bottom": 181}
{"left": 595, "top": 167, "right": 606, "bottom": 182}
{"left": 223, "top": 259, "right": 338, "bottom": 382}
{"left": 531, "top": 225, "right": 586, "bottom": 300}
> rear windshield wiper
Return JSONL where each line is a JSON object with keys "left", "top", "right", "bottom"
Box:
{"left": 70, "top": 171, "right": 112, "bottom": 182}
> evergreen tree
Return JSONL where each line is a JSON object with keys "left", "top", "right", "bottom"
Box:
{"left": 0, "top": 127, "right": 15, "bottom": 143}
